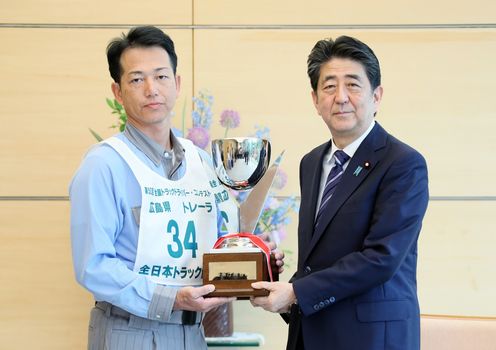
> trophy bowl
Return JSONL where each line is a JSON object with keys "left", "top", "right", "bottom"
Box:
{"left": 211, "top": 137, "right": 271, "bottom": 190}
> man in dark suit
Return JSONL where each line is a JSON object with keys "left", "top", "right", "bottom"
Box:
{"left": 251, "top": 36, "right": 429, "bottom": 350}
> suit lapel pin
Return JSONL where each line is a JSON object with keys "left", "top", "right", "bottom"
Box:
{"left": 354, "top": 161, "right": 371, "bottom": 176}
{"left": 353, "top": 166, "right": 363, "bottom": 176}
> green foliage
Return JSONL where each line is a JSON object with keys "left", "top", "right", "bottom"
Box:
{"left": 106, "top": 98, "right": 127, "bottom": 132}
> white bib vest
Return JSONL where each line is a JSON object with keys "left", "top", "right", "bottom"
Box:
{"left": 202, "top": 159, "right": 240, "bottom": 235}
{"left": 105, "top": 136, "right": 224, "bottom": 286}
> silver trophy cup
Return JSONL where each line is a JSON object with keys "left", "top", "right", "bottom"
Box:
{"left": 211, "top": 137, "right": 271, "bottom": 191}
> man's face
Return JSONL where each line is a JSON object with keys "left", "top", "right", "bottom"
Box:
{"left": 312, "top": 57, "right": 382, "bottom": 147}
{"left": 111, "top": 46, "right": 180, "bottom": 131}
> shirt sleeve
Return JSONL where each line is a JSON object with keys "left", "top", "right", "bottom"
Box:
{"left": 147, "top": 285, "right": 178, "bottom": 321}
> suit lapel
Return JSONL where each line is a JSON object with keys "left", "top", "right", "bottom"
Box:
{"left": 299, "top": 142, "right": 331, "bottom": 251}
{"left": 302, "top": 123, "right": 388, "bottom": 262}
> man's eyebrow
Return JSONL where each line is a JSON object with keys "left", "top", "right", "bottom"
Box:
{"left": 127, "top": 70, "right": 144, "bottom": 76}
{"left": 321, "top": 75, "right": 336, "bottom": 84}
{"left": 345, "top": 74, "right": 363, "bottom": 81}
{"left": 154, "top": 67, "right": 171, "bottom": 72}
{"left": 127, "top": 67, "right": 171, "bottom": 76}
{"left": 321, "top": 74, "right": 363, "bottom": 83}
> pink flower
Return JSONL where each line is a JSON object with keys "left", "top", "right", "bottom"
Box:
{"left": 219, "top": 109, "right": 240, "bottom": 129}
{"left": 187, "top": 126, "right": 210, "bottom": 149}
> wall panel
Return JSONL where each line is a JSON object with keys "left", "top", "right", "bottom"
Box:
{"left": 0, "top": 1, "right": 192, "bottom": 25}
{"left": 194, "top": 0, "right": 495, "bottom": 25}
{"left": 0, "top": 201, "right": 92, "bottom": 349}
{"left": 0, "top": 28, "right": 193, "bottom": 196}
{"left": 418, "top": 200, "right": 496, "bottom": 317}
{"left": 193, "top": 29, "right": 496, "bottom": 197}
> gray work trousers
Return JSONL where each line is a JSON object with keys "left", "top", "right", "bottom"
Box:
{"left": 88, "top": 302, "right": 207, "bottom": 350}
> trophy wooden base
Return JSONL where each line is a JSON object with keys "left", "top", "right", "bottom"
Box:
{"left": 203, "top": 250, "right": 278, "bottom": 299}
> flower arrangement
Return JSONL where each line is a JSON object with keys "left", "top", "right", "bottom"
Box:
{"left": 99, "top": 90, "right": 299, "bottom": 246}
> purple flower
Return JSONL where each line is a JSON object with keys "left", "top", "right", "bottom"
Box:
{"left": 187, "top": 126, "right": 210, "bottom": 149}
{"left": 272, "top": 228, "right": 287, "bottom": 244}
{"left": 220, "top": 109, "right": 240, "bottom": 129}
{"left": 272, "top": 169, "right": 288, "bottom": 190}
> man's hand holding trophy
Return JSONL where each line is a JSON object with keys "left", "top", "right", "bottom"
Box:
{"left": 203, "top": 137, "right": 283, "bottom": 298}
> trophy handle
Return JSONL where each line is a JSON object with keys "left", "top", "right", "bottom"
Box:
{"left": 239, "top": 151, "right": 285, "bottom": 233}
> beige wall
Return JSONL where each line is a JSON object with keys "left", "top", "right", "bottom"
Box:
{"left": 1, "top": 1, "right": 495, "bottom": 348}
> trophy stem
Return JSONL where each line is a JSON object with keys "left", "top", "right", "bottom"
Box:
{"left": 203, "top": 302, "right": 233, "bottom": 337}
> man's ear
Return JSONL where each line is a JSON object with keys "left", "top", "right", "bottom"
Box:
{"left": 373, "top": 85, "right": 383, "bottom": 107}
{"left": 111, "top": 82, "right": 123, "bottom": 104}
{"left": 175, "top": 74, "right": 181, "bottom": 95}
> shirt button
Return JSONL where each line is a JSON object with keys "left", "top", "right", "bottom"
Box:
{"left": 313, "top": 304, "right": 319, "bottom": 311}
{"left": 319, "top": 302, "right": 325, "bottom": 308}
{"left": 304, "top": 266, "right": 312, "bottom": 274}
{"left": 329, "top": 297, "right": 336, "bottom": 303}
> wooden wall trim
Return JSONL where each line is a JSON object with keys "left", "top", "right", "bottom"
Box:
{"left": 1, "top": 23, "right": 496, "bottom": 29}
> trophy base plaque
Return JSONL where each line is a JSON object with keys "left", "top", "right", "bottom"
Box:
{"left": 203, "top": 249, "right": 278, "bottom": 299}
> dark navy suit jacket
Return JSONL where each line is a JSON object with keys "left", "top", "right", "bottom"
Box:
{"left": 287, "top": 123, "right": 429, "bottom": 350}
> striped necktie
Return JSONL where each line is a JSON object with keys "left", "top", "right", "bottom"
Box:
{"left": 314, "top": 150, "right": 350, "bottom": 229}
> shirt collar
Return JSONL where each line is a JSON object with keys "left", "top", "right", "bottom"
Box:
{"left": 341, "top": 120, "right": 375, "bottom": 158}
{"left": 124, "top": 123, "right": 185, "bottom": 168}
{"left": 326, "top": 120, "right": 376, "bottom": 163}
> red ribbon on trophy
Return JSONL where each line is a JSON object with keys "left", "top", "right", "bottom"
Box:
{"left": 212, "top": 233, "right": 275, "bottom": 282}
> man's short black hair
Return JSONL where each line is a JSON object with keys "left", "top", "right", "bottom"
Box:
{"left": 307, "top": 36, "right": 381, "bottom": 91}
{"left": 106, "top": 26, "right": 178, "bottom": 83}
